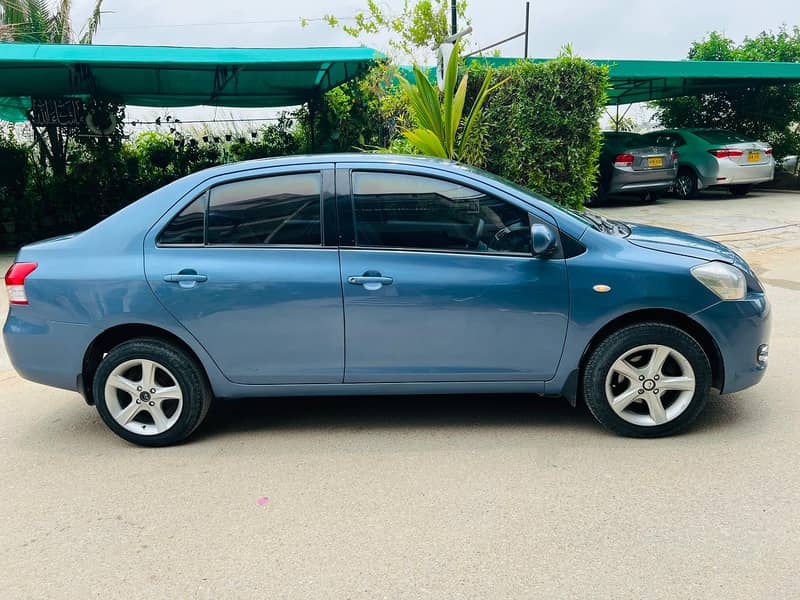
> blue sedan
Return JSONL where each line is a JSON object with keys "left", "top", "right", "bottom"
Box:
{"left": 3, "top": 155, "right": 771, "bottom": 446}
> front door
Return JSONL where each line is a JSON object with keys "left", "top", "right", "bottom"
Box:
{"left": 145, "top": 166, "right": 344, "bottom": 385}
{"left": 337, "top": 168, "right": 570, "bottom": 383}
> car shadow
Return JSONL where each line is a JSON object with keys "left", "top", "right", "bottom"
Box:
{"left": 192, "top": 393, "right": 600, "bottom": 441}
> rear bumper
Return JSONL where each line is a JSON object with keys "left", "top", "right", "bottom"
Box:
{"left": 692, "top": 293, "right": 771, "bottom": 394}
{"left": 609, "top": 167, "right": 676, "bottom": 194}
{"left": 2, "top": 311, "right": 90, "bottom": 392}
{"left": 701, "top": 161, "right": 775, "bottom": 188}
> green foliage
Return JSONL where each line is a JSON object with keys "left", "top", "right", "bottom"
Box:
{"left": 0, "top": 0, "right": 105, "bottom": 44}
{"left": 655, "top": 27, "right": 800, "bottom": 159}
{"left": 400, "top": 44, "right": 507, "bottom": 166}
{"left": 311, "top": 0, "right": 469, "bottom": 58}
{"left": 479, "top": 53, "right": 608, "bottom": 209}
{"left": 294, "top": 65, "right": 409, "bottom": 152}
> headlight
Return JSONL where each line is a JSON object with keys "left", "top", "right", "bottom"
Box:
{"left": 691, "top": 261, "right": 747, "bottom": 300}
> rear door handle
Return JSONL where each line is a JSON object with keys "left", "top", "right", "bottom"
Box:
{"left": 347, "top": 273, "right": 393, "bottom": 291}
{"left": 163, "top": 270, "right": 208, "bottom": 288}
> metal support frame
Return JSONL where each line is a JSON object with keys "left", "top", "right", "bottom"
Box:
{"left": 524, "top": 2, "right": 531, "bottom": 59}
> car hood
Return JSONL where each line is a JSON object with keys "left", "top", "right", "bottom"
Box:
{"left": 625, "top": 222, "right": 746, "bottom": 267}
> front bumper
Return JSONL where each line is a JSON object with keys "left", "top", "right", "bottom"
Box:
{"left": 692, "top": 293, "right": 771, "bottom": 394}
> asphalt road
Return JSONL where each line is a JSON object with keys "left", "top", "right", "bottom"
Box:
{"left": 1, "top": 190, "right": 798, "bottom": 599}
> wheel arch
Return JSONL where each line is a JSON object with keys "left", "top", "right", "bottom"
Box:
{"left": 80, "top": 323, "right": 206, "bottom": 406}
{"left": 579, "top": 308, "right": 724, "bottom": 396}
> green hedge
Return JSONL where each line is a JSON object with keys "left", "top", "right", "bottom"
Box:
{"left": 477, "top": 55, "right": 608, "bottom": 209}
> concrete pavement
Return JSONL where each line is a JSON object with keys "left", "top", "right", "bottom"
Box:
{"left": 0, "top": 190, "right": 798, "bottom": 598}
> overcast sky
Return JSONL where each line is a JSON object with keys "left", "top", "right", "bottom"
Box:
{"left": 64, "top": 0, "right": 798, "bottom": 128}
{"left": 73, "top": 0, "right": 797, "bottom": 59}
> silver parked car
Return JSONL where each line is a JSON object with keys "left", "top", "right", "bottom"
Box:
{"left": 592, "top": 132, "right": 678, "bottom": 205}
{"left": 641, "top": 129, "right": 775, "bottom": 199}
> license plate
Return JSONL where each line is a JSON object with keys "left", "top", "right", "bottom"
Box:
{"left": 748, "top": 152, "right": 761, "bottom": 162}
{"left": 647, "top": 157, "right": 664, "bottom": 168}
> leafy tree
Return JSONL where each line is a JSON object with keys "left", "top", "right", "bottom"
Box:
{"left": 0, "top": 0, "right": 105, "bottom": 44}
{"left": 307, "top": 0, "right": 469, "bottom": 60}
{"left": 654, "top": 27, "right": 800, "bottom": 159}
{"left": 400, "top": 44, "right": 506, "bottom": 166}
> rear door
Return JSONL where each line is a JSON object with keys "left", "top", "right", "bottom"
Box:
{"left": 144, "top": 164, "right": 344, "bottom": 385}
{"left": 336, "top": 164, "right": 570, "bottom": 383}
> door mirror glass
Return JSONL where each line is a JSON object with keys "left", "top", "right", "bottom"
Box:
{"left": 531, "top": 223, "right": 558, "bottom": 257}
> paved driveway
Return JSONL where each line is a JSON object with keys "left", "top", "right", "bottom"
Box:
{"left": 1, "top": 190, "right": 798, "bottom": 599}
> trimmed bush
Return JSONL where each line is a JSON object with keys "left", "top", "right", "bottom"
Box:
{"left": 478, "top": 54, "right": 608, "bottom": 209}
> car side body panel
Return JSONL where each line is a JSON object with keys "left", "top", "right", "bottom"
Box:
{"left": 2, "top": 154, "right": 770, "bottom": 407}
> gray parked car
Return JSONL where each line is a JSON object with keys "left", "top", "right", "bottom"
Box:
{"left": 591, "top": 132, "right": 677, "bottom": 205}
{"left": 640, "top": 129, "right": 775, "bottom": 199}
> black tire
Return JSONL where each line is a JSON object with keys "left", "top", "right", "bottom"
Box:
{"left": 730, "top": 184, "right": 752, "bottom": 197}
{"left": 93, "top": 338, "right": 212, "bottom": 447}
{"left": 674, "top": 169, "right": 698, "bottom": 199}
{"left": 581, "top": 323, "right": 711, "bottom": 438}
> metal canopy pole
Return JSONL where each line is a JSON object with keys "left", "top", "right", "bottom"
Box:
{"left": 524, "top": 2, "right": 531, "bottom": 59}
{"left": 451, "top": 0, "right": 457, "bottom": 35}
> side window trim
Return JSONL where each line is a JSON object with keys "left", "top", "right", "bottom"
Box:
{"left": 344, "top": 169, "right": 536, "bottom": 258}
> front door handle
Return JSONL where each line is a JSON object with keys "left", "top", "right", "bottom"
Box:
{"left": 347, "top": 272, "right": 393, "bottom": 291}
{"left": 163, "top": 270, "right": 208, "bottom": 289}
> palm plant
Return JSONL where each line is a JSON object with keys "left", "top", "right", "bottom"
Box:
{"left": 0, "top": 0, "right": 105, "bottom": 44}
{"left": 400, "top": 44, "right": 507, "bottom": 166}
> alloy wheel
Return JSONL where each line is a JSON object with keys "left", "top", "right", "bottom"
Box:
{"left": 104, "top": 359, "right": 184, "bottom": 436}
{"left": 604, "top": 344, "right": 696, "bottom": 427}
{"left": 675, "top": 174, "right": 692, "bottom": 199}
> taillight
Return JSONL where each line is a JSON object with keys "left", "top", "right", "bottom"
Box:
{"left": 5, "top": 262, "right": 37, "bottom": 305}
{"left": 765, "top": 148, "right": 773, "bottom": 155}
{"left": 672, "top": 152, "right": 679, "bottom": 163}
{"left": 708, "top": 149, "right": 744, "bottom": 159}
{"left": 614, "top": 153, "right": 635, "bottom": 167}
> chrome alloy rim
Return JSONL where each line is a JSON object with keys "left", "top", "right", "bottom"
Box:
{"left": 604, "top": 344, "right": 696, "bottom": 427}
{"left": 104, "top": 359, "right": 184, "bottom": 436}
{"left": 675, "top": 174, "right": 692, "bottom": 198}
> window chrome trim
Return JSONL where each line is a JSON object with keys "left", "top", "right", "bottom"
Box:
{"left": 338, "top": 245, "right": 537, "bottom": 259}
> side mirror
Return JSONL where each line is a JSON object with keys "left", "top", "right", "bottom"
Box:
{"left": 531, "top": 223, "right": 558, "bottom": 257}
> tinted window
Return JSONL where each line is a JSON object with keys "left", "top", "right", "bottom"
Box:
{"left": 693, "top": 129, "right": 756, "bottom": 144}
{"left": 640, "top": 132, "right": 685, "bottom": 147}
{"left": 207, "top": 173, "right": 321, "bottom": 246}
{"left": 159, "top": 194, "right": 206, "bottom": 245}
{"left": 352, "top": 172, "right": 532, "bottom": 255}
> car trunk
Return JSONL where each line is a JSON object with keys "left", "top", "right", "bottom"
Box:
{"left": 627, "top": 146, "right": 675, "bottom": 171}
{"left": 724, "top": 142, "right": 771, "bottom": 166}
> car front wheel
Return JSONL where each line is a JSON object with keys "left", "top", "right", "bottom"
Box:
{"left": 581, "top": 323, "right": 711, "bottom": 438}
{"left": 93, "top": 338, "right": 212, "bottom": 447}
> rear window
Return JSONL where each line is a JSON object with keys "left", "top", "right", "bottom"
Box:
{"left": 639, "top": 132, "right": 685, "bottom": 147}
{"left": 693, "top": 130, "right": 756, "bottom": 144}
{"left": 602, "top": 132, "right": 642, "bottom": 147}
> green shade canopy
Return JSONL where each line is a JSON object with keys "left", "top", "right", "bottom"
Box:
{"left": 403, "top": 57, "right": 800, "bottom": 105}
{"left": 0, "top": 43, "right": 384, "bottom": 122}
{"left": 475, "top": 57, "right": 800, "bottom": 104}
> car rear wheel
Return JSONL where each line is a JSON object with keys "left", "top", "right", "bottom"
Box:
{"left": 581, "top": 323, "right": 711, "bottom": 438}
{"left": 674, "top": 169, "right": 697, "bottom": 199}
{"left": 93, "top": 338, "right": 212, "bottom": 447}
{"left": 730, "top": 184, "right": 752, "bottom": 197}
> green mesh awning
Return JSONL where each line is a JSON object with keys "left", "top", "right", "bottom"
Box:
{"left": 474, "top": 57, "right": 800, "bottom": 104}
{"left": 402, "top": 57, "right": 800, "bottom": 105}
{"left": 0, "top": 43, "right": 385, "bottom": 121}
